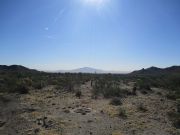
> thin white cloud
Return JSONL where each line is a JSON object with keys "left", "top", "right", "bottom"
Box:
{"left": 45, "top": 35, "right": 56, "bottom": 39}
{"left": 54, "top": 8, "right": 65, "bottom": 24}
{"left": 43, "top": 9, "right": 65, "bottom": 39}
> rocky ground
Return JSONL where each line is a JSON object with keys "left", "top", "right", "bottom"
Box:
{"left": 0, "top": 81, "right": 179, "bottom": 135}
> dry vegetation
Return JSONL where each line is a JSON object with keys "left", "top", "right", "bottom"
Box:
{"left": 0, "top": 65, "right": 180, "bottom": 135}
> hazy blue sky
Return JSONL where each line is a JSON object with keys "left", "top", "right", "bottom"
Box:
{"left": 0, "top": 0, "right": 180, "bottom": 71}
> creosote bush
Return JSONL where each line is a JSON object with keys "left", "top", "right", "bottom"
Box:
{"left": 110, "top": 97, "right": 122, "bottom": 106}
{"left": 137, "top": 79, "right": 151, "bottom": 90}
{"left": 75, "top": 91, "right": 82, "bottom": 99}
{"left": 168, "top": 111, "right": 180, "bottom": 129}
{"left": 137, "top": 103, "right": 148, "bottom": 112}
{"left": 166, "top": 91, "right": 177, "bottom": 100}
{"left": 15, "top": 84, "right": 29, "bottom": 94}
{"left": 177, "top": 99, "right": 180, "bottom": 113}
{"left": 118, "top": 107, "right": 127, "bottom": 119}
{"left": 132, "top": 85, "right": 137, "bottom": 95}
{"left": 92, "top": 79, "right": 129, "bottom": 98}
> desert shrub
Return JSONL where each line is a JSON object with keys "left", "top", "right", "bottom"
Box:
{"left": 110, "top": 97, "right": 122, "bottom": 106}
{"left": 92, "top": 87, "right": 101, "bottom": 97}
{"left": 67, "top": 81, "right": 74, "bottom": 92}
{"left": 23, "top": 77, "right": 32, "bottom": 86}
{"left": 92, "top": 78, "right": 129, "bottom": 98}
{"left": 174, "top": 119, "right": 180, "bottom": 129}
{"left": 15, "top": 84, "right": 29, "bottom": 94}
{"left": 177, "top": 99, "right": 180, "bottom": 113}
{"left": 0, "top": 95, "right": 11, "bottom": 103}
{"left": 104, "top": 87, "right": 130, "bottom": 98}
{"left": 166, "top": 92, "right": 177, "bottom": 100}
{"left": 140, "top": 90, "right": 148, "bottom": 95}
{"left": 132, "top": 85, "right": 137, "bottom": 95}
{"left": 139, "top": 83, "right": 151, "bottom": 90}
{"left": 137, "top": 79, "right": 151, "bottom": 90}
{"left": 118, "top": 108, "right": 127, "bottom": 119}
{"left": 75, "top": 91, "right": 82, "bottom": 99}
{"left": 156, "top": 91, "right": 162, "bottom": 95}
{"left": 33, "top": 82, "right": 42, "bottom": 89}
{"left": 168, "top": 111, "right": 180, "bottom": 129}
{"left": 137, "top": 103, "right": 148, "bottom": 112}
{"left": 33, "top": 81, "right": 46, "bottom": 89}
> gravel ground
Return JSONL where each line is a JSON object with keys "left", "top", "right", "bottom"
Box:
{"left": 0, "top": 82, "right": 179, "bottom": 135}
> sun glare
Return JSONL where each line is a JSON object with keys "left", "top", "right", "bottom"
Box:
{"left": 81, "top": 0, "right": 109, "bottom": 8}
{"left": 85, "top": 0, "right": 104, "bottom": 5}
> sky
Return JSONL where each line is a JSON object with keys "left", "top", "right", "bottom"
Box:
{"left": 0, "top": 0, "right": 180, "bottom": 72}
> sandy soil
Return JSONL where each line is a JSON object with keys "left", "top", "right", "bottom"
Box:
{"left": 0, "top": 82, "right": 179, "bottom": 135}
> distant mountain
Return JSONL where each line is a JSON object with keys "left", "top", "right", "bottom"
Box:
{"left": 130, "top": 66, "right": 180, "bottom": 75}
{"left": 71, "top": 67, "right": 105, "bottom": 73}
{"left": 56, "top": 67, "right": 129, "bottom": 74}
{"left": 0, "top": 65, "right": 37, "bottom": 72}
{"left": 0, "top": 65, "right": 126, "bottom": 74}
{"left": 1, "top": 65, "right": 179, "bottom": 75}
{"left": 57, "top": 67, "right": 105, "bottom": 74}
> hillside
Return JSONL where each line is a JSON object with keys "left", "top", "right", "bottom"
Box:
{"left": 0, "top": 65, "right": 38, "bottom": 73}
{"left": 131, "top": 66, "right": 180, "bottom": 76}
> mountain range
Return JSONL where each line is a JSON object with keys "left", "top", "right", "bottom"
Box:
{"left": 55, "top": 67, "right": 130, "bottom": 74}
{"left": 0, "top": 65, "right": 180, "bottom": 75}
